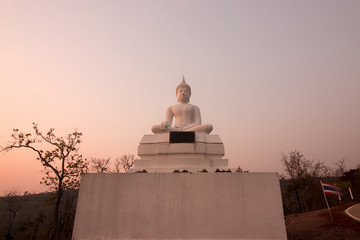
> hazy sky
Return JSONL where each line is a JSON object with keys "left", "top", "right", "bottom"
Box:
{"left": 1, "top": 0, "right": 359, "bottom": 193}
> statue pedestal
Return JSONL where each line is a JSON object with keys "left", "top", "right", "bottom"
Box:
{"left": 72, "top": 173, "right": 287, "bottom": 240}
{"left": 131, "top": 132, "right": 228, "bottom": 172}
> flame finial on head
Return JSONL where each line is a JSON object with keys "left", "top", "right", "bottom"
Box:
{"left": 176, "top": 76, "right": 191, "bottom": 94}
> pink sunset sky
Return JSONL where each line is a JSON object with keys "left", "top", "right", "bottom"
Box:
{"left": 1, "top": 0, "right": 359, "bottom": 194}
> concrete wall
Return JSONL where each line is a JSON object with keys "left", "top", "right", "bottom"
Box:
{"left": 72, "top": 173, "right": 287, "bottom": 240}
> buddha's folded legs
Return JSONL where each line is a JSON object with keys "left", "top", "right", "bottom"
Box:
{"left": 182, "top": 124, "right": 213, "bottom": 134}
{"left": 151, "top": 124, "right": 213, "bottom": 134}
{"left": 151, "top": 125, "right": 182, "bottom": 134}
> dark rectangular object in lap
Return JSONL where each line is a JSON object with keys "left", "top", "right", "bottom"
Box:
{"left": 170, "top": 131, "right": 195, "bottom": 143}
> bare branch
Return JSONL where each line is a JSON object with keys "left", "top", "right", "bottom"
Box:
{"left": 334, "top": 157, "right": 346, "bottom": 177}
{"left": 90, "top": 158, "right": 111, "bottom": 173}
{"left": 281, "top": 150, "right": 332, "bottom": 213}
{"left": 1, "top": 123, "right": 89, "bottom": 240}
{"left": 115, "top": 154, "right": 134, "bottom": 172}
{"left": 2, "top": 190, "right": 31, "bottom": 237}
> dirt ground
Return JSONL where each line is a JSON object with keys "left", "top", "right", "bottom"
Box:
{"left": 285, "top": 202, "right": 360, "bottom": 240}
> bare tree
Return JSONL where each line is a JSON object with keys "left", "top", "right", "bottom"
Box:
{"left": 0, "top": 123, "right": 89, "bottom": 240}
{"left": 334, "top": 157, "right": 346, "bottom": 177}
{"left": 2, "top": 190, "right": 30, "bottom": 240}
{"left": 281, "top": 150, "right": 330, "bottom": 212}
{"left": 114, "top": 158, "right": 121, "bottom": 173}
{"left": 90, "top": 158, "right": 111, "bottom": 173}
{"left": 115, "top": 154, "right": 134, "bottom": 172}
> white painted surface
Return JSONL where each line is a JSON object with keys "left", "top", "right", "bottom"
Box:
{"left": 151, "top": 78, "right": 214, "bottom": 135}
{"left": 133, "top": 158, "right": 228, "bottom": 169}
{"left": 138, "top": 136, "right": 224, "bottom": 157}
{"left": 345, "top": 204, "right": 360, "bottom": 222}
{"left": 72, "top": 173, "right": 287, "bottom": 240}
{"left": 140, "top": 133, "right": 223, "bottom": 144}
{"left": 135, "top": 133, "right": 227, "bottom": 171}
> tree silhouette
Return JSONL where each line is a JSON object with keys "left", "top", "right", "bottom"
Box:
{"left": 2, "top": 190, "right": 30, "bottom": 240}
{"left": 1, "top": 123, "right": 89, "bottom": 240}
{"left": 115, "top": 154, "right": 134, "bottom": 172}
{"left": 334, "top": 157, "right": 346, "bottom": 177}
{"left": 281, "top": 150, "right": 330, "bottom": 212}
{"left": 90, "top": 157, "right": 111, "bottom": 173}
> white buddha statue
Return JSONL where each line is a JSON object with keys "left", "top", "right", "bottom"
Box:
{"left": 151, "top": 77, "right": 213, "bottom": 134}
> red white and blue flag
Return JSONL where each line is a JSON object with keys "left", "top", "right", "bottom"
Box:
{"left": 320, "top": 181, "right": 342, "bottom": 195}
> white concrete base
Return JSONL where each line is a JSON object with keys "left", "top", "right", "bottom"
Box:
{"left": 134, "top": 133, "right": 228, "bottom": 172}
{"left": 128, "top": 167, "right": 232, "bottom": 173}
{"left": 133, "top": 158, "right": 229, "bottom": 169}
{"left": 72, "top": 173, "right": 287, "bottom": 240}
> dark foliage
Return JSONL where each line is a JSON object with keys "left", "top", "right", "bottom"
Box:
{"left": 0, "top": 191, "right": 77, "bottom": 240}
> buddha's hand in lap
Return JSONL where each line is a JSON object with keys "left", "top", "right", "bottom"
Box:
{"left": 160, "top": 121, "right": 168, "bottom": 130}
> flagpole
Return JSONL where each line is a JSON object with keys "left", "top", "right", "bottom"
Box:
{"left": 349, "top": 187, "right": 354, "bottom": 201}
{"left": 320, "top": 180, "right": 333, "bottom": 223}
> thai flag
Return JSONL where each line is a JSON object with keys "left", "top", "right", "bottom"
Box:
{"left": 321, "top": 181, "right": 342, "bottom": 195}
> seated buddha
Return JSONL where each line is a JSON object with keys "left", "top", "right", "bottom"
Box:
{"left": 151, "top": 77, "right": 213, "bottom": 134}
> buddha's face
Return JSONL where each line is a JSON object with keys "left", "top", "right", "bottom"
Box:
{"left": 177, "top": 87, "right": 191, "bottom": 103}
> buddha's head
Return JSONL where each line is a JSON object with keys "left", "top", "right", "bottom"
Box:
{"left": 176, "top": 77, "right": 191, "bottom": 103}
